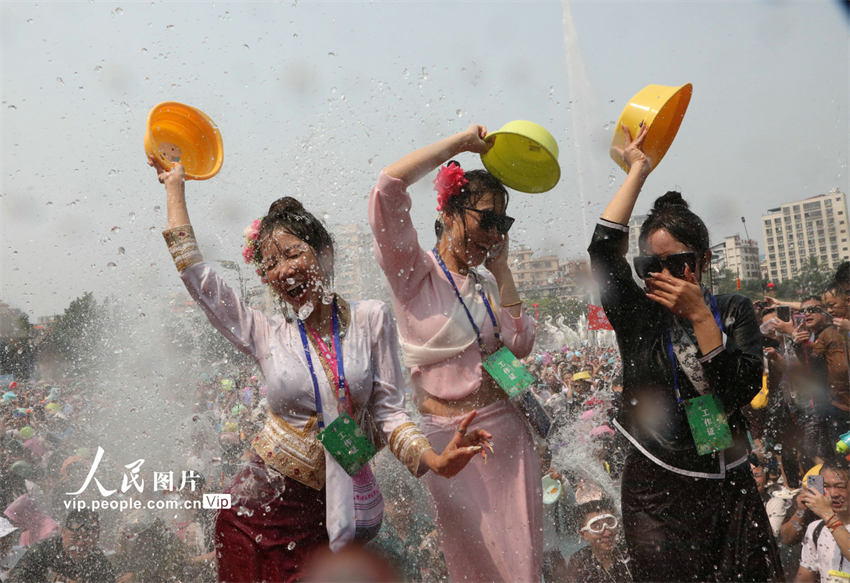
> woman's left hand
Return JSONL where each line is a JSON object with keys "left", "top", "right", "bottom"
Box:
{"left": 800, "top": 486, "right": 835, "bottom": 520}
{"left": 427, "top": 410, "right": 494, "bottom": 478}
{"left": 484, "top": 233, "right": 509, "bottom": 273}
{"left": 646, "top": 266, "right": 711, "bottom": 322}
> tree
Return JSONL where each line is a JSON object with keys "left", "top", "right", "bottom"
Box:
{"left": 39, "top": 292, "right": 106, "bottom": 378}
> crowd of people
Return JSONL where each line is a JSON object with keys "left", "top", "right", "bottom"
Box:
{"left": 0, "top": 121, "right": 848, "bottom": 583}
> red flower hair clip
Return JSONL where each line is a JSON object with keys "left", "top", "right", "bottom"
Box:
{"left": 434, "top": 162, "right": 468, "bottom": 211}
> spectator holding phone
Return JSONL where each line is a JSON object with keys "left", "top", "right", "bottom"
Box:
{"left": 795, "top": 457, "right": 850, "bottom": 581}
{"left": 588, "top": 123, "right": 783, "bottom": 581}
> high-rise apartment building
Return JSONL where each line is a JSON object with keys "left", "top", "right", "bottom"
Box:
{"left": 710, "top": 235, "right": 761, "bottom": 281}
{"left": 761, "top": 188, "right": 849, "bottom": 283}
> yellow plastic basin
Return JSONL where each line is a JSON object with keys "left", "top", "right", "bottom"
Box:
{"left": 481, "top": 120, "right": 561, "bottom": 193}
{"left": 610, "top": 83, "right": 692, "bottom": 173}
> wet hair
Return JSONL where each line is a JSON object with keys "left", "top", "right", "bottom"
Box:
{"left": 824, "top": 281, "right": 845, "bottom": 298}
{"left": 800, "top": 295, "right": 822, "bottom": 305}
{"left": 574, "top": 499, "right": 617, "bottom": 527}
{"left": 638, "top": 191, "right": 709, "bottom": 257}
{"left": 833, "top": 261, "right": 850, "bottom": 286}
{"left": 258, "top": 196, "right": 334, "bottom": 276}
{"left": 434, "top": 162, "right": 509, "bottom": 239}
{"left": 821, "top": 455, "right": 849, "bottom": 479}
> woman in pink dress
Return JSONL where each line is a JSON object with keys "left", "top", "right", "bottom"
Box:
{"left": 369, "top": 124, "right": 541, "bottom": 581}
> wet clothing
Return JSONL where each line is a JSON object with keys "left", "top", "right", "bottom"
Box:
{"left": 588, "top": 220, "right": 784, "bottom": 581}
{"left": 799, "top": 519, "right": 850, "bottom": 581}
{"left": 368, "top": 171, "right": 536, "bottom": 402}
{"left": 8, "top": 536, "right": 115, "bottom": 583}
{"left": 622, "top": 448, "right": 782, "bottom": 581}
{"left": 420, "top": 401, "right": 543, "bottom": 582}
{"left": 215, "top": 455, "right": 328, "bottom": 583}
{"left": 178, "top": 263, "right": 421, "bottom": 550}
{"left": 565, "top": 545, "right": 632, "bottom": 583}
{"left": 369, "top": 171, "right": 542, "bottom": 581}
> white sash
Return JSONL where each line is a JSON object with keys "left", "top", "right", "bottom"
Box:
{"left": 399, "top": 270, "right": 500, "bottom": 368}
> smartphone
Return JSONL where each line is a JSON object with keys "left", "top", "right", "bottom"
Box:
{"left": 807, "top": 474, "right": 824, "bottom": 495}
{"left": 777, "top": 306, "right": 791, "bottom": 322}
{"left": 793, "top": 313, "right": 805, "bottom": 328}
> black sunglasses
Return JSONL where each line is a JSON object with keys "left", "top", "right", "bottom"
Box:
{"left": 802, "top": 306, "right": 825, "bottom": 315}
{"left": 633, "top": 252, "right": 697, "bottom": 280}
{"left": 461, "top": 207, "right": 515, "bottom": 234}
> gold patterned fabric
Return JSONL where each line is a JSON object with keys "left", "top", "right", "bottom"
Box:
{"left": 162, "top": 224, "right": 203, "bottom": 272}
{"left": 252, "top": 413, "right": 326, "bottom": 490}
{"left": 389, "top": 422, "right": 432, "bottom": 476}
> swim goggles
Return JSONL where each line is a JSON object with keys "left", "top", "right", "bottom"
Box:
{"left": 580, "top": 513, "right": 619, "bottom": 534}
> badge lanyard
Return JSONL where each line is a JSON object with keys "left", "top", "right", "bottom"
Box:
{"left": 297, "top": 298, "right": 377, "bottom": 475}
{"left": 432, "top": 248, "right": 500, "bottom": 352}
{"left": 296, "top": 297, "right": 349, "bottom": 428}
{"left": 431, "top": 248, "right": 541, "bottom": 416}
{"left": 664, "top": 292, "right": 724, "bottom": 405}
{"left": 664, "top": 293, "right": 734, "bottom": 455}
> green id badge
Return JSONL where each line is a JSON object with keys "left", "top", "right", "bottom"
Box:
{"left": 683, "top": 394, "right": 734, "bottom": 455}
{"left": 482, "top": 346, "right": 536, "bottom": 398}
{"left": 318, "top": 411, "right": 377, "bottom": 476}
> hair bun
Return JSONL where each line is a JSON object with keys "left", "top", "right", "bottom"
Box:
{"left": 267, "top": 196, "right": 305, "bottom": 217}
{"left": 652, "top": 191, "right": 689, "bottom": 211}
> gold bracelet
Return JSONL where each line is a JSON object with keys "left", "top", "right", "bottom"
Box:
{"left": 501, "top": 300, "right": 523, "bottom": 308}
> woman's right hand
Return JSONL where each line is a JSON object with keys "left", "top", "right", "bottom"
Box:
{"left": 148, "top": 156, "right": 185, "bottom": 189}
{"left": 611, "top": 122, "right": 652, "bottom": 177}
{"left": 460, "top": 124, "right": 492, "bottom": 155}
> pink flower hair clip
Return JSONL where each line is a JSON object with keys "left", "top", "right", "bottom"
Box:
{"left": 434, "top": 161, "right": 468, "bottom": 212}
{"left": 242, "top": 218, "right": 268, "bottom": 283}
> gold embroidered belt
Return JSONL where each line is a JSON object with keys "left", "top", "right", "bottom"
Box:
{"left": 252, "top": 413, "right": 326, "bottom": 490}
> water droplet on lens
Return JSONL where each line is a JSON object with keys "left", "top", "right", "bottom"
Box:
{"left": 118, "top": 247, "right": 125, "bottom": 255}
{"left": 287, "top": 541, "right": 296, "bottom": 550}
{"left": 107, "top": 262, "right": 117, "bottom": 269}
{"left": 110, "top": 226, "right": 121, "bottom": 233}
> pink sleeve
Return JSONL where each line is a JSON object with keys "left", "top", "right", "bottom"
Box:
{"left": 368, "top": 171, "right": 434, "bottom": 301}
{"left": 179, "top": 262, "right": 267, "bottom": 359}
{"left": 500, "top": 307, "right": 537, "bottom": 358}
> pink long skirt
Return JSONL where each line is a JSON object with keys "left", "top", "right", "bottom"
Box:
{"left": 421, "top": 399, "right": 543, "bottom": 583}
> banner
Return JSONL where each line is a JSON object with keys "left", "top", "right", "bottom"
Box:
{"left": 587, "top": 304, "right": 613, "bottom": 330}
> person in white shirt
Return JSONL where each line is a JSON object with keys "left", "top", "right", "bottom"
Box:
{"left": 796, "top": 458, "right": 850, "bottom": 582}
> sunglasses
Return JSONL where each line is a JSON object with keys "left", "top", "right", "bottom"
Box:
{"left": 802, "top": 306, "right": 825, "bottom": 315}
{"left": 633, "top": 252, "right": 697, "bottom": 280}
{"left": 461, "top": 207, "right": 515, "bottom": 234}
{"left": 580, "top": 513, "right": 619, "bottom": 534}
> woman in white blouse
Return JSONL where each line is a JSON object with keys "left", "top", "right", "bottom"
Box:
{"left": 152, "top": 159, "right": 490, "bottom": 583}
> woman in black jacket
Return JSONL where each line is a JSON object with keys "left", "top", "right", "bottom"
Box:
{"left": 587, "top": 124, "right": 783, "bottom": 581}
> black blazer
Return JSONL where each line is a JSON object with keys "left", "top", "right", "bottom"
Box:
{"left": 588, "top": 220, "right": 762, "bottom": 476}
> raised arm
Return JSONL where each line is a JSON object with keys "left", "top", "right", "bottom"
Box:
{"left": 152, "top": 158, "right": 265, "bottom": 359}
{"left": 384, "top": 124, "right": 492, "bottom": 186}
{"left": 601, "top": 123, "right": 652, "bottom": 226}
{"left": 150, "top": 156, "right": 191, "bottom": 228}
